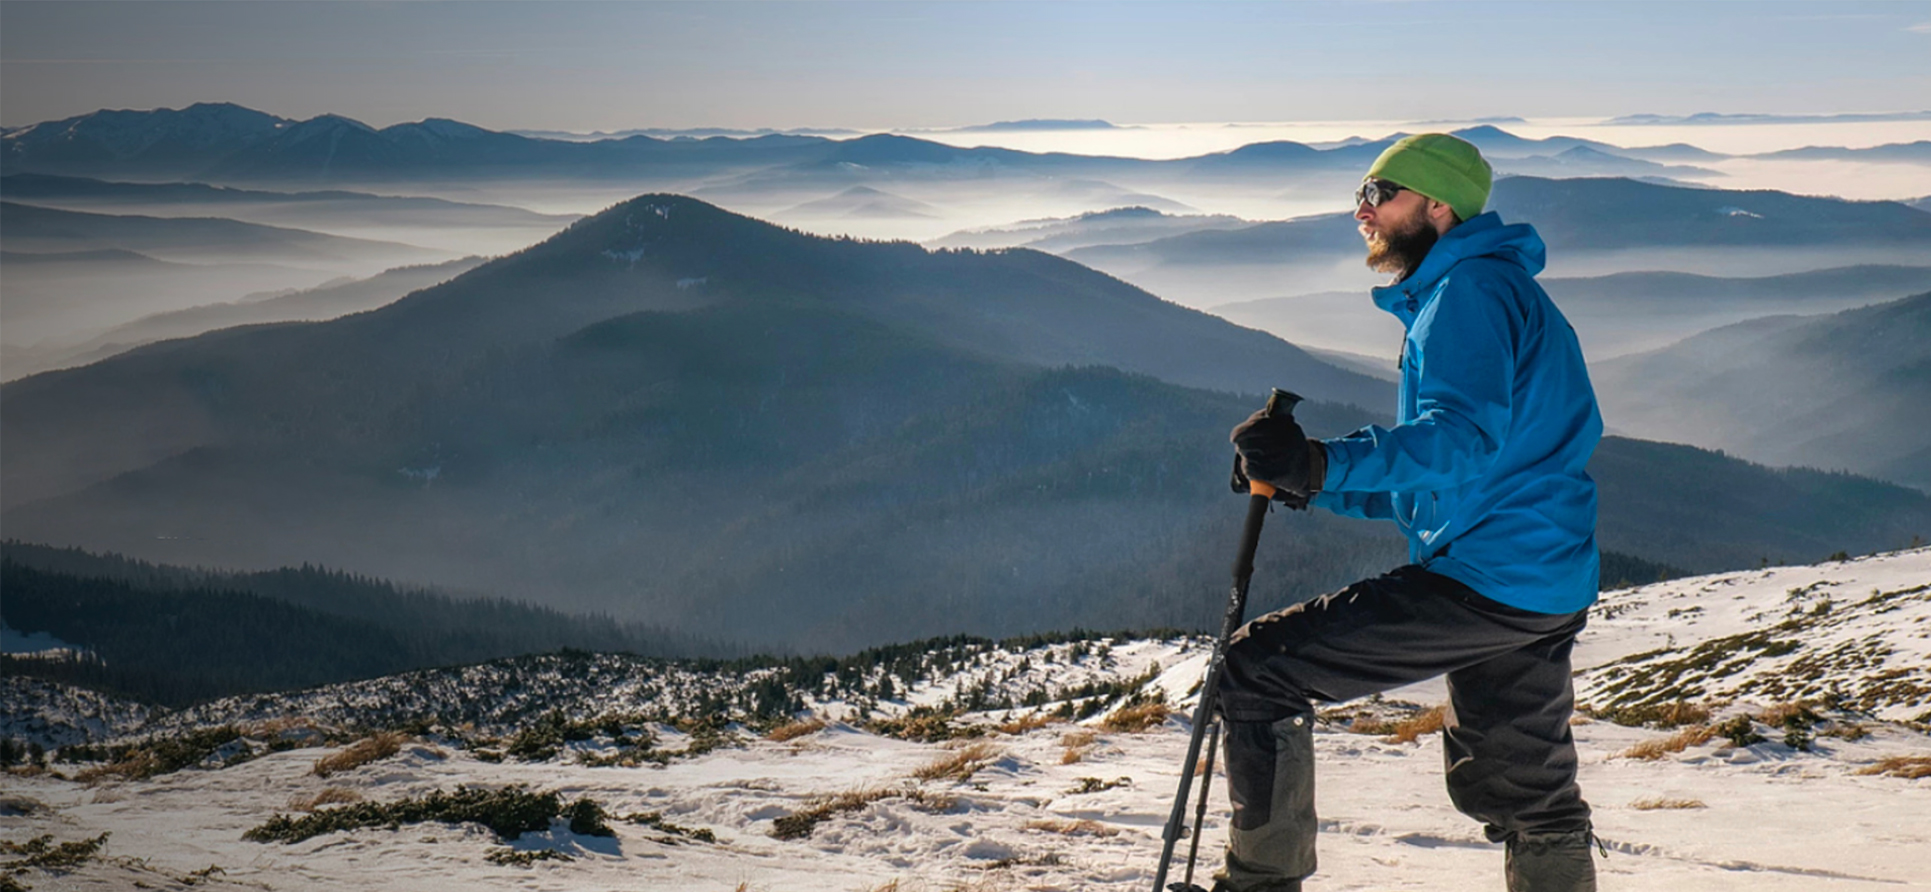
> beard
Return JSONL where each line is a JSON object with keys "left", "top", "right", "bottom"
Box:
{"left": 1363, "top": 211, "right": 1439, "bottom": 280}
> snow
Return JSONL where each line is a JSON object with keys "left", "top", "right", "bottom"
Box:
{"left": 1, "top": 624, "right": 81, "bottom": 656}
{"left": 5, "top": 549, "right": 1929, "bottom": 890}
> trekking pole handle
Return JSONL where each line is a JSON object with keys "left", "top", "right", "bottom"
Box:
{"left": 1244, "top": 389, "right": 1304, "bottom": 501}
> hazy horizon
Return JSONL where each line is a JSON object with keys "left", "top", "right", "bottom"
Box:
{"left": 6, "top": 1, "right": 1929, "bottom": 131}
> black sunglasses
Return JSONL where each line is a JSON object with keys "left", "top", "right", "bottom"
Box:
{"left": 1354, "top": 178, "right": 1407, "bottom": 208}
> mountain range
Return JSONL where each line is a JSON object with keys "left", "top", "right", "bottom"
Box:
{"left": 1594, "top": 290, "right": 1931, "bottom": 492}
{"left": 5, "top": 195, "right": 1927, "bottom": 653}
{"left": 1067, "top": 176, "right": 1931, "bottom": 305}
{"left": 1, "top": 257, "right": 487, "bottom": 380}
{"left": 1211, "top": 264, "right": 1931, "bottom": 360}
{"left": 21, "top": 103, "right": 1924, "bottom": 192}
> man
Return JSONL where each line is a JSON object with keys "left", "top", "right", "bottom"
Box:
{"left": 1214, "top": 134, "right": 1604, "bottom": 892}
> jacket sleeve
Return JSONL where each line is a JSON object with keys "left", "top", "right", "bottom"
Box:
{"left": 1311, "top": 488, "right": 1395, "bottom": 520}
{"left": 1321, "top": 274, "right": 1518, "bottom": 494}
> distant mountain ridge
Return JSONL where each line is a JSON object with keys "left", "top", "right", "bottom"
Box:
{"left": 3, "top": 102, "right": 1763, "bottom": 188}
{"left": 1594, "top": 290, "right": 1931, "bottom": 491}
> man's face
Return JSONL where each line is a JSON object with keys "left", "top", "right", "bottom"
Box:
{"left": 1356, "top": 187, "right": 1438, "bottom": 277}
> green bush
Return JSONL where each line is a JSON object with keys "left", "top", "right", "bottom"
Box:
{"left": 564, "top": 798, "right": 613, "bottom": 837}
{"left": 244, "top": 786, "right": 570, "bottom": 844}
{"left": 1713, "top": 716, "right": 1765, "bottom": 748}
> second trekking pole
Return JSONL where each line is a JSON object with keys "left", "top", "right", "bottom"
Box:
{"left": 1151, "top": 388, "right": 1302, "bottom": 892}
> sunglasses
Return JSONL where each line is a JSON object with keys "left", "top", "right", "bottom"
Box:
{"left": 1354, "top": 178, "right": 1407, "bottom": 208}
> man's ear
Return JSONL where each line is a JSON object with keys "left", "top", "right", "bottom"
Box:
{"left": 1426, "top": 199, "right": 1458, "bottom": 233}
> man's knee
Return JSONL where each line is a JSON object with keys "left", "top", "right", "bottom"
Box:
{"left": 1216, "top": 626, "right": 1314, "bottom": 722}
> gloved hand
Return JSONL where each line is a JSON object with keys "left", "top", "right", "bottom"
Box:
{"left": 1229, "top": 408, "right": 1323, "bottom": 498}
{"left": 1231, "top": 454, "right": 1311, "bottom": 510}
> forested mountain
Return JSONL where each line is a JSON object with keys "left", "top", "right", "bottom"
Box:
{"left": 5, "top": 195, "right": 1925, "bottom": 653}
{"left": 1594, "top": 291, "right": 1931, "bottom": 491}
{"left": 0, "top": 545, "right": 725, "bottom": 707}
{"left": 0, "top": 201, "right": 443, "bottom": 267}
{"left": 0, "top": 172, "right": 575, "bottom": 230}
{"left": 2, "top": 257, "right": 488, "bottom": 380}
{"left": 1210, "top": 264, "right": 1931, "bottom": 360}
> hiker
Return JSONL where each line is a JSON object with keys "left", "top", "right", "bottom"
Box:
{"left": 1217, "top": 134, "right": 1603, "bottom": 892}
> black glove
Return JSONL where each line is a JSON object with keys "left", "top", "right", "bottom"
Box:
{"left": 1229, "top": 408, "right": 1318, "bottom": 496}
{"left": 1231, "top": 454, "right": 1310, "bottom": 510}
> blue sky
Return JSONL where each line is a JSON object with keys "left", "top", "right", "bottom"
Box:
{"left": 4, "top": 1, "right": 1929, "bottom": 131}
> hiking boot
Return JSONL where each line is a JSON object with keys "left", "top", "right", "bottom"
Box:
{"left": 1505, "top": 829, "right": 1599, "bottom": 892}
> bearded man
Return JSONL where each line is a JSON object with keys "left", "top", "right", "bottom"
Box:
{"left": 1212, "top": 134, "right": 1604, "bottom": 892}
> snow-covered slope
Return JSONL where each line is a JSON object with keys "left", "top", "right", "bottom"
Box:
{"left": 1576, "top": 549, "right": 1931, "bottom": 722}
{"left": 4, "top": 550, "right": 1928, "bottom": 890}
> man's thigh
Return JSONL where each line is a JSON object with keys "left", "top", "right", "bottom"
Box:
{"left": 1217, "top": 564, "right": 1582, "bottom": 722}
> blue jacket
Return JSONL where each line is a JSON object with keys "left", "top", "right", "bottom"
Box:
{"left": 1312, "top": 212, "right": 1603, "bottom": 614}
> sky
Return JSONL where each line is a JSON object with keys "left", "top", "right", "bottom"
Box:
{"left": 4, "top": 1, "right": 1931, "bottom": 133}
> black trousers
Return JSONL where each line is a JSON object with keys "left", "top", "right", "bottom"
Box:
{"left": 1217, "top": 564, "right": 1592, "bottom": 844}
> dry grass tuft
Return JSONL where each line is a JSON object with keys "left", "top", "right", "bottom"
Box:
{"left": 1755, "top": 702, "right": 1821, "bottom": 728}
{"left": 1059, "top": 729, "right": 1098, "bottom": 764}
{"left": 1629, "top": 796, "right": 1707, "bottom": 810}
{"left": 311, "top": 732, "right": 404, "bottom": 778}
{"left": 771, "top": 787, "right": 899, "bottom": 840}
{"left": 766, "top": 717, "right": 828, "bottom": 743}
{"left": 1821, "top": 721, "right": 1871, "bottom": 742}
{"left": 1618, "top": 725, "right": 1716, "bottom": 760}
{"left": 1100, "top": 701, "right": 1172, "bottom": 733}
{"left": 1855, "top": 755, "right": 1931, "bottom": 779}
{"left": 288, "top": 787, "right": 364, "bottom": 811}
{"left": 1383, "top": 706, "right": 1446, "bottom": 744}
{"left": 912, "top": 742, "right": 1002, "bottom": 783}
{"left": 771, "top": 786, "right": 954, "bottom": 841}
{"left": 1023, "top": 818, "right": 1119, "bottom": 837}
{"left": 995, "top": 713, "right": 1054, "bottom": 736}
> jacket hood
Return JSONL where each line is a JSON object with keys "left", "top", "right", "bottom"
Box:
{"left": 1373, "top": 212, "right": 1545, "bottom": 317}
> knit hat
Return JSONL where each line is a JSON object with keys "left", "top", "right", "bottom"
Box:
{"left": 1366, "top": 133, "right": 1493, "bottom": 222}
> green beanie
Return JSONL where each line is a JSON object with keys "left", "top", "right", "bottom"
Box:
{"left": 1366, "top": 133, "right": 1493, "bottom": 222}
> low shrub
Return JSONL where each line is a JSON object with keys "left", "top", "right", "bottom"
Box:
{"left": 1023, "top": 818, "right": 1117, "bottom": 837}
{"left": 1064, "top": 776, "right": 1131, "bottom": 795}
{"left": 771, "top": 787, "right": 898, "bottom": 841}
{"left": 1713, "top": 715, "right": 1766, "bottom": 748}
{"left": 868, "top": 711, "right": 982, "bottom": 743}
{"left": 1586, "top": 701, "right": 1711, "bottom": 729}
{"left": 769, "top": 787, "right": 954, "bottom": 841}
{"left": 624, "top": 811, "right": 717, "bottom": 843}
{"left": 74, "top": 727, "right": 248, "bottom": 781}
{"left": 1, "top": 832, "right": 110, "bottom": 873}
{"left": 564, "top": 797, "right": 614, "bottom": 837}
{"left": 484, "top": 848, "right": 572, "bottom": 867}
{"left": 1629, "top": 797, "right": 1706, "bottom": 810}
{"left": 244, "top": 785, "right": 576, "bottom": 844}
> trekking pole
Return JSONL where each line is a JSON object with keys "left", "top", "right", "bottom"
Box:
{"left": 1152, "top": 388, "right": 1302, "bottom": 892}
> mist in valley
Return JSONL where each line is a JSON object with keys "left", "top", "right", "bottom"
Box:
{"left": 4, "top": 109, "right": 1930, "bottom": 646}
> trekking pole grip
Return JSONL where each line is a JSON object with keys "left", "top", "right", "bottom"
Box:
{"left": 1245, "top": 389, "right": 1304, "bottom": 501}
